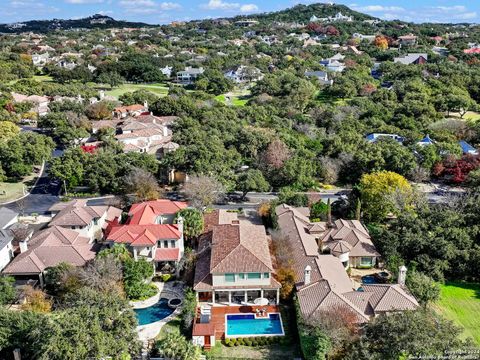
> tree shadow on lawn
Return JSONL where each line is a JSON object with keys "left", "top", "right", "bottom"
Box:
{"left": 444, "top": 281, "right": 480, "bottom": 300}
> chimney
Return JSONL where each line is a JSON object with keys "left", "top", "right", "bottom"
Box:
{"left": 163, "top": 125, "right": 168, "bottom": 137}
{"left": 304, "top": 265, "right": 311, "bottom": 285}
{"left": 398, "top": 265, "right": 407, "bottom": 286}
{"left": 144, "top": 100, "right": 148, "bottom": 110}
{"left": 326, "top": 198, "right": 333, "bottom": 227}
{"left": 19, "top": 240, "right": 28, "bottom": 253}
{"left": 176, "top": 216, "right": 184, "bottom": 237}
{"left": 99, "top": 90, "right": 105, "bottom": 100}
{"left": 13, "top": 349, "right": 21, "bottom": 360}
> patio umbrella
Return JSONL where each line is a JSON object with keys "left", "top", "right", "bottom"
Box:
{"left": 253, "top": 297, "right": 269, "bottom": 305}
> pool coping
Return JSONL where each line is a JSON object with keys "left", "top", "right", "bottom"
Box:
{"left": 224, "top": 312, "right": 285, "bottom": 338}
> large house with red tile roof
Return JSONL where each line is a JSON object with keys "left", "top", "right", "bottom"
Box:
{"left": 106, "top": 200, "right": 187, "bottom": 272}
{"left": 193, "top": 210, "right": 281, "bottom": 306}
{"left": 275, "top": 204, "right": 418, "bottom": 323}
{"left": 2, "top": 226, "right": 97, "bottom": 287}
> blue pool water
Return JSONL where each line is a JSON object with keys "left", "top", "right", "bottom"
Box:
{"left": 361, "top": 275, "right": 378, "bottom": 284}
{"left": 225, "top": 313, "right": 284, "bottom": 337}
{"left": 134, "top": 298, "right": 174, "bottom": 326}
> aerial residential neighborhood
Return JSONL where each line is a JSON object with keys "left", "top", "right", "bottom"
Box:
{"left": 0, "top": 1, "right": 480, "bottom": 360}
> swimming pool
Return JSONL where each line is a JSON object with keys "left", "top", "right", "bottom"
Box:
{"left": 134, "top": 298, "right": 175, "bottom": 326}
{"left": 225, "top": 313, "right": 284, "bottom": 337}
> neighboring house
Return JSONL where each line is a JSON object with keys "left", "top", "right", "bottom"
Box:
{"left": 176, "top": 66, "right": 204, "bottom": 85}
{"left": 398, "top": 34, "right": 418, "bottom": 46}
{"left": 48, "top": 199, "right": 122, "bottom": 241}
{"left": 352, "top": 33, "right": 376, "bottom": 42}
{"left": 160, "top": 65, "right": 173, "bottom": 78}
{"left": 31, "top": 52, "right": 50, "bottom": 66}
{"left": 319, "top": 12, "right": 353, "bottom": 22}
{"left": 393, "top": 53, "right": 428, "bottom": 65}
{"left": 304, "top": 70, "right": 333, "bottom": 86}
{"left": 224, "top": 65, "right": 263, "bottom": 83}
{"left": 11, "top": 92, "right": 49, "bottom": 116}
{"left": 433, "top": 46, "right": 449, "bottom": 56}
{"left": 459, "top": 140, "right": 479, "bottom": 155}
{"left": 113, "top": 103, "right": 149, "bottom": 119}
{"left": 320, "top": 53, "right": 346, "bottom": 72}
{"left": 234, "top": 20, "right": 258, "bottom": 27}
{"left": 106, "top": 200, "right": 187, "bottom": 271}
{"left": 0, "top": 208, "right": 19, "bottom": 272}
{"left": 275, "top": 204, "right": 418, "bottom": 323}
{"left": 417, "top": 134, "right": 435, "bottom": 146}
{"left": 366, "top": 133, "right": 405, "bottom": 144}
{"left": 193, "top": 209, "right": 281, "bottom": 306}
{"left": 2, "top": 226, "right": 96, "bottom": 287}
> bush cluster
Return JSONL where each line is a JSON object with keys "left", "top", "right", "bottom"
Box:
{"left": 224, "top": 336, "right": 284, "bottom": 347}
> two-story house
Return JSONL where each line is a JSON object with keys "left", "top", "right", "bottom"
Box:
{"left": 193, "top": 210, "right": 281, "bottom": 306}
{"left": 106, "top": 200, "right": 187, "bottom": 272}
{"left": 176, "top": 67, "right": 204, "bottom": 85}
{"left": 48, "top": 199, "right": 122, "bottom": 242}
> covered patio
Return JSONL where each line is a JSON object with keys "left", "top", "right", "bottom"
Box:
{"left": 196, "top": 288, "right": 280, "bottom": 306}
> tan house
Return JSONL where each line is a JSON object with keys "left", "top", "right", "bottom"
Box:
{"left": 193, "top": 210, "right": 281, "bottom": 306}
{"left": 275, "top": 204, "right": 418, "bottom": 322}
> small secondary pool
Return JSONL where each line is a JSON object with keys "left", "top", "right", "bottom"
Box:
{"left": 225, "top": 313, "right": 284, "bottom": 337}
{"left": 361, "top": 275, "right": 378, "bottom": 284}
{"left": 134, "top": 298, "right": 175, "bottom": 326}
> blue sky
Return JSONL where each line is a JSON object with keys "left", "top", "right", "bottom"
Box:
{"left": 1, "top": 0, "right": 479, "bottom": 25}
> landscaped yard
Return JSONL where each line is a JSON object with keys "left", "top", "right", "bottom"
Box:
{"left": 434, "top": 282, "right": 480, "bottom": 345}
{"left": 0, "top": 182, "right": 25, "bottom": 203}
{"left": 207, "top": 341, "right": 300, "bottom": 360}
{"left": 100, "top": 82, "right": 170, "bottom": 98}
{"left": 216, "top": 88, "right": 251, "bottom": 107}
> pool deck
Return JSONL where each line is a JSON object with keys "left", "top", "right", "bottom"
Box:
{"left": 195, "top": 305, "right": 280, "bottom": 340}
{"left": 131, "top": 281, "right": 185, "bottom": 342}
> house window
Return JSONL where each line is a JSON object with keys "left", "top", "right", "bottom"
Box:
{"left": 247, "top": 273, "right": 261, "bottom": 280}
{"left": 225, "top": 273, "right": 235, "bottom": 283}
{"left": 238, "top": 273, "right": 245, "bottom": 280}
{"left": 360, "top": 257, "right": 373, "bottom": 266}
{"left": 264, "top": 273, "right": 270, "bottom": 279}
{"left": 170, "top": 240, "right": 176, "bottom": 248}
{"left": 93, "top": 218, "right": 98, "bottom": 225}
{"left": 163, "top": 240, "right": 168, "bottom": 248}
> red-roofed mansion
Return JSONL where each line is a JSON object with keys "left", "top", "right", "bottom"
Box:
{"left": 106, "top": 200, "right": 188, "bottom": 272}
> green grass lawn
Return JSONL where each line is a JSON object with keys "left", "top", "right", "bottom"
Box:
{"left": 157, "top": 318, "right": 181, "bottom": 339}
{"left": 101, "top": 82, "right": 170, "bottom": 98}
{"left": 435, "top": 282, "right": 480, "bottom": 345}
{"left": 0, "top": 182, "right": 26, "bottom": 203}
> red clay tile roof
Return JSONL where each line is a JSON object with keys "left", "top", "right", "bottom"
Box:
{"left": 107, "top": 224, "right": 181, "bottom": 246}
{"left": 3, "top": 226, "right": 95, "bottom": 275}
{"left": 155, "top": 248, "right": 180, "bottom": 261}
{"left": 128, "top": 200, "right": 187, "bottom": 225}
{"left": 114, "top": 104, "right": 146, "bottom": 113}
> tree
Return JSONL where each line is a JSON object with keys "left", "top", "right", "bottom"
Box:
{"left": 21, "top": 286, "right": 52, "bottom": 313}
{"left": 259, "top": 139, "right": 291, "bottom": 171}
{"left": 358, "top": 171, "right": 413, "bottom": 222}
{"left": 0, "top": 121, "right": 19, "bottom": 143}
{"left": 155, "top": 331, "right": 201, "bottom": 360}
{"left": 406, "top": 271, "right": 440, "bottom": 306}
{"left": 237, "top": 169, "right": 269, "bottom": 199}
{"left": 310, "top": 200, "right": 328, "bottom": 221}
{"left": 345, "top": 310, "right": 470, "bottom": 360}
{"left": 374, "top": 36, "right": 389, "bottom": 50}
{"left": 277, "top": 267, "right": 296, "bottom": 300}
{"left": 85, "top": 101, "right": 113, "bottom": 120}
{"left": 123, "top": 258, "right": 155, "bottom": 300}
{"left": 0, "top": 276, "right": 16, "bottom": 304}
{"left": 97, "top": 71, "right": 124, "bottom": 89}
{"left": 123, "top": 167, "right": 162, "bottom": 201}
{"left": 183, "top": 175, "right": 225, "bottom": 209}
{"left": 180, "top": 289, "right": 197, "bottom": 334}
{"left": 175, "top": 208, "right": 204, "bottom": 241}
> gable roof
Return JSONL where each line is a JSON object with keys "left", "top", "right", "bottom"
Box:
{"left": 128, "top": 200, "right": 188, "bottom": 225}
{"left": 362, "top": 284, "right": 419, "bottom": 311}
{"left": 3, "top": 226, "right": 95, "bottom": 275}
{"left": 107, "top": 224, "right": 181, "bottom": 246}
{"left": 49, "top": 200, "right": 119, "bottom": 227}
{"left": 0, "top": 207, "right": 18, "bottom": 229}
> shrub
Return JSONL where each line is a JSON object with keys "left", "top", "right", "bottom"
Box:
{"left": 245, "top": 339, "right": 252, "bottom": 346}
{"left": 161, "top": 274, "right": 172, "bottom": 282}
{"left": 237, "top": 338, "right": 244, "bottom": 346}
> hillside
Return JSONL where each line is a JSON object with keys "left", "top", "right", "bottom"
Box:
{"left": 0, "top": 14, "right": 150, "bottom": 34}
{"left": 233, "top": 3, "right": 377, "bottom": 23}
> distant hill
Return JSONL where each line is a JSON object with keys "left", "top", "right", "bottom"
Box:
{"left": 231, "top": 3, "right": 377, "bottom": 23}
{"left": 0, "top": 14, "right": 151, "bottom": 34}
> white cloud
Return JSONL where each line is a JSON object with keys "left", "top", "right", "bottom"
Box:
{"left": 351, "top": 5, "right": 405, "bottom": 13}
{"left": 65, "top": 0, "right": 104, "bottom": 3}
{"left": 240, "top": 4, "right": 258, "bottom": 13}
{"left": 200, "top": 0, "right": 258, "bottom": 12}
{"left": 119, "top": 0, "right": 155, "bottom": 7}
{"left": 159, "top": 2, "right": 181, "bottom": 10}
{"left": 201, "top": 0, "right": 239, "bottom": 10}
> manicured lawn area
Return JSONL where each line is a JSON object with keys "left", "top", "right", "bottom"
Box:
{"left": 33, "top": 75, "right": 54, "bottom": 83}
{"left": 449, "top": 111, "right": 480, "bottom": 121}
{"left": 435, "top": 282, "right": 480, "bottom": 345}
{"left": 0, "top": 182, "right": 26, "bottom": 203}
{"left": 215, "top": 90, "right": 250, "bottom": 107}
{"left": 101, "top": 82, "right": 170, "bottom": 98}
{"left": 157, "top": 318, "right": 181, "bottom": 339}
{"left": 207, "top": 342, "right": 300, "bottom": 360}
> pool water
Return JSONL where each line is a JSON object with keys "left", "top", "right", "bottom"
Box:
{"left": 225, "top": 313, "right": 284, "bottom": 337}
{"left": 134, "top": 298, "right": 175, "bottom": 326}
{"left": 361, "top": 275, "right": 377, "bottom": 284}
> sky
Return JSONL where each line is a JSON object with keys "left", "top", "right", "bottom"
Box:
{"left": 1, "top": 0, "right": 479, "bottom": 25}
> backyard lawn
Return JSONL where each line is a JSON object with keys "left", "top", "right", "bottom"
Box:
{"left": 0, "top": 182, "right": 25, "bottom": 203}
{"left": 435, "top": 282, "right": 480, "bottom": 345}
{"left": 101, "top": 82, "right": 170, "bottom": 98}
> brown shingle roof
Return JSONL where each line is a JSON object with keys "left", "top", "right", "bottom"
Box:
{"left": 3, "top": 226, "right": 95, "bottom": 275}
